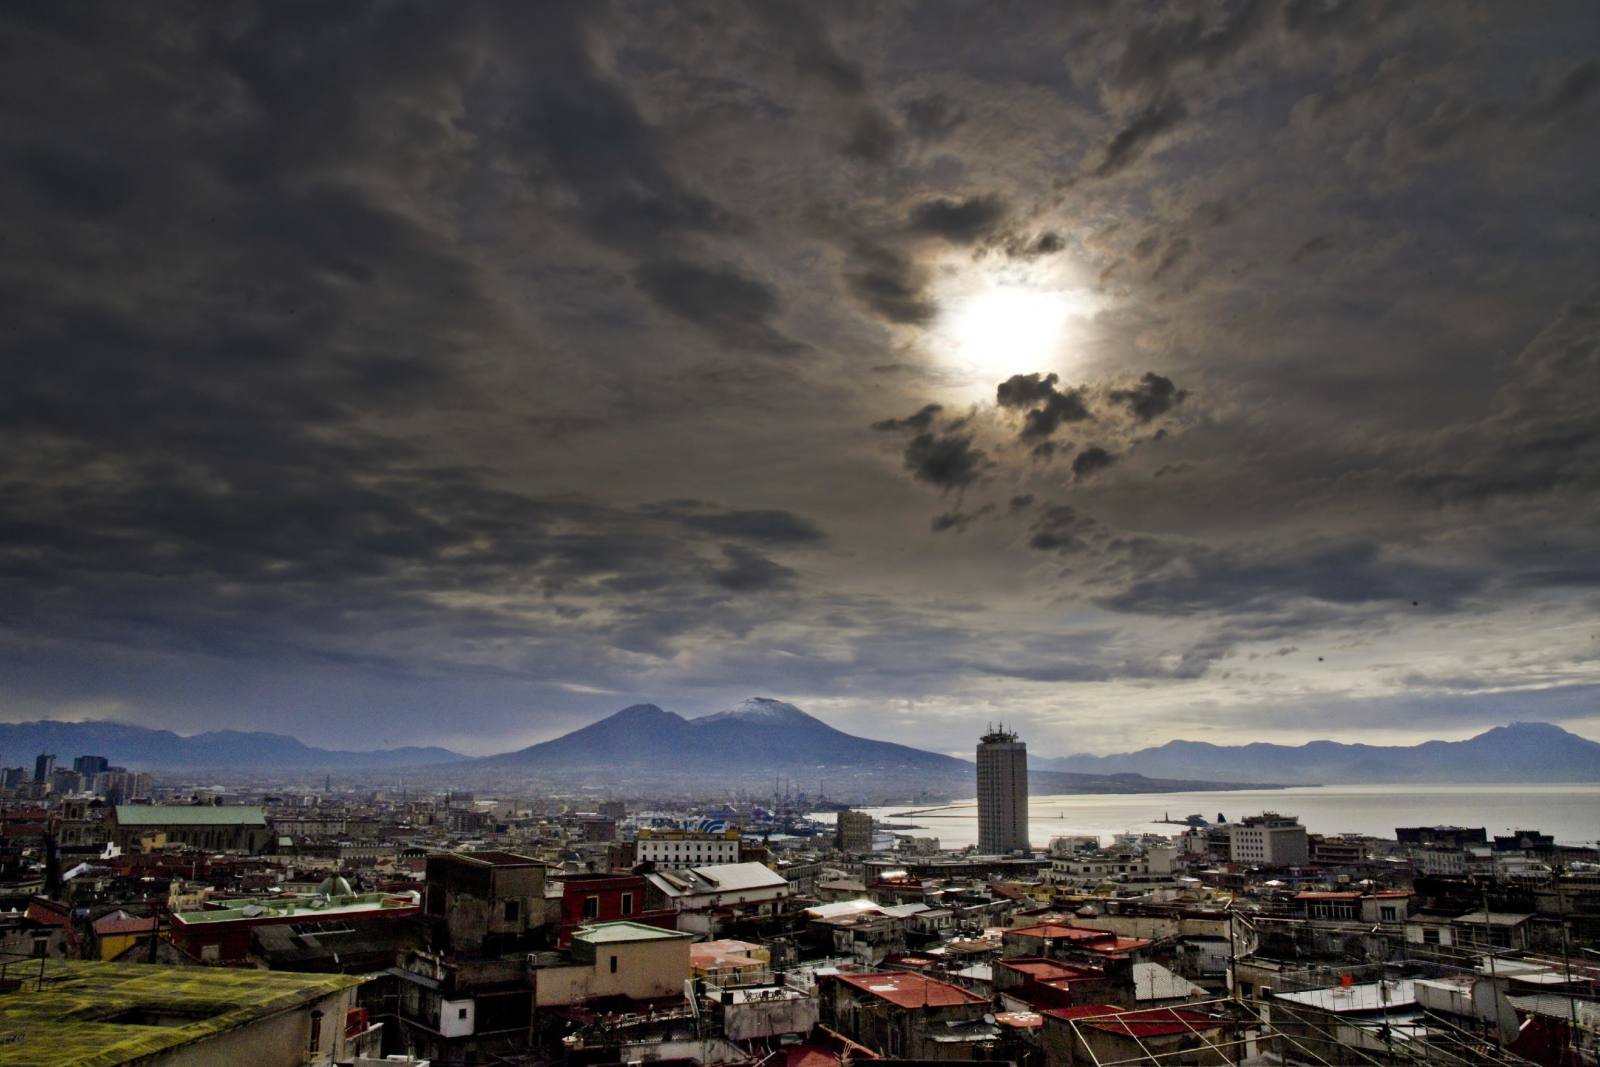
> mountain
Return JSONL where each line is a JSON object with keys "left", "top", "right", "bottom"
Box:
{"left": 1031, "top": 722, "right": 1600, "bottom": 784}
{"left": 473, "top": 697, "right": 1282, "bottom": 794}
{"left": 0, "top": 720, "right": 464, "bottom": 771}
{"left": 475, "top": 698, "right": 964, "bottom": 775}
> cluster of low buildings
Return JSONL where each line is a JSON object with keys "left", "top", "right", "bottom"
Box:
{"left": 0, "top": 741, "right": 1591, "bottom": 1065}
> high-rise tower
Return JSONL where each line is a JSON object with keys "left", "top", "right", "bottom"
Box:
{"left": 977, "top": 726, "right": 1029, "bottom": 854}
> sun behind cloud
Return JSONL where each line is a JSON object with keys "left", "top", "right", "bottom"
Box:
{"left": 937, "top": 269, "right": 1097, "bottom": 386}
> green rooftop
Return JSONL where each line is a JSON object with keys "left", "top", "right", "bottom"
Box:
{"left": 0, "top": 961, "right": 359, "bottom": 1067}
{"left": 112, "top": 806, "right": 266, "bottom": 827}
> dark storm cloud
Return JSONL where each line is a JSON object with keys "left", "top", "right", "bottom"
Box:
{"left": 902, "top": 432, "right": 988, "bottom": 492}
{"left": 996, "top": 373, "right": 1063, "bottom": 408}
{"left": 1289, "top": 234, "right": 1336, "bottom": 264}
{"left": 746, "top": 0, "right": 901, "bottom": 163}
{"left": 1094, "top": 98, "right": 1189, "bottom": 177}
{"left": 908, "top": 195, "right": 1009, "bottom": 245}
{"left": 903, "top": 93, "right": 967, "bottom": 141}
{"left": 712, "top": 545, "right": 799, "bottom": 592}
{"left": 842, "top": 109, "right": 901, "bottom": 164}
{"left": 1108, "top": 372, "right": 1188, "bottom": 422}
{"left": 1100, "top": 542, "right": 1488, "bottom": 617}
{"left": 1071, "top": 446, "right": 1117, "bottom": 479}
{"left": 1109, "top": 0, "right": 1273, "bottom": 96}
{"left": 1280, "top": 0, "right": 1409, "bottom": 45}
{"left": 676, "top": 509, "right": 826, "bottom": 546}
{"left": 931, "top": 505, "right": 994, "bottom": 534}
{"left": 996, "top": 373, "right": 1092, "bottom": 441}
{"left": 491, "top": 5, "right": 735, "bottom": 251}
{"left": 871, "top": 404, "right": 944, "bottom": 433}
{"left": 847, "top": 243, "right": 937, "bottom": 325}
{"left": 0, "top": 0, "right": 839, "bottom": 740}
{"left": 1028, "top": 505, "right": 1099, "bottom": 554}
{"left": 1405, "top": 299, "right": 1600, "bottom": 501}
{"left": 1530, "top": 58, "right": 1600, "bottom": 121}
{"left": 1020, "top": 232, "right": 1066, "bottom": 257}
{"left": 872, "top": 403, "right": 990, "bottom": 492}
{"left": 632, "top": 260, "right": 802, "bottom": 353}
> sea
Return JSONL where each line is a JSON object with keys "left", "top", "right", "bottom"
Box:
{"left": 811, "top": 783, "right": 1600, "bottom": 849}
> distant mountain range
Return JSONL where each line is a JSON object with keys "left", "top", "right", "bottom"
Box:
{"left": 1032, "top": 722, "right": 1600, "bottom": 784}
{"left": 472, "top": 698, "right": 1281, "bottom": 794}
{"left": 8, "top": 702, "right": 1583, "bottom": 789}
{"left": 0, "top": 720, "right": 463, "bottom": 772}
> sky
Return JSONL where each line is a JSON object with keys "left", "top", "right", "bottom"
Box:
{"left": 1, "top": 1, "right": 1598, "bottom": 759}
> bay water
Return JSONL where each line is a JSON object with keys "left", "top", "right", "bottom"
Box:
{"left": 815, "top": 783, "right": 1600, "bottom": 849}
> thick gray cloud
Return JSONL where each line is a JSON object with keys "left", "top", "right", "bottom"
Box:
{"left": 0, "top": 0, "right": 1597, "bottom": 755}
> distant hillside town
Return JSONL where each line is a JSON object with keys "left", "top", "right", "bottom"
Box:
{"left": 0, "top": 709, "right": 1593, "bottom": 1066}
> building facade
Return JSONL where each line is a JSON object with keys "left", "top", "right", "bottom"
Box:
{"left": 835, "top": 810, "right": 873, "bottom": 853}
{"left": 110, "top": 804, "right": 270, "bottom": 854}
{"left": 977, "top": 726, "right": 1029, "bottom": 854}
{"left": 1230, "top": 812, "right": 1309, "bottom": 867}
{"left": 635, "top": 828, "right": 740, "bottom": 868}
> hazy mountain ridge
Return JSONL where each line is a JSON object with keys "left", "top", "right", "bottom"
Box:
{"left": 1031, "top": 722, "right": 1600, "bottom": 783}
{"left": 473, "top": 697, "right": 1283, "bottom": 793}
{"left": 475, "top": 698, "right": 964, "bottom": 773}
{"left": 0, "top": 720, "right": 464, "bottom": 771}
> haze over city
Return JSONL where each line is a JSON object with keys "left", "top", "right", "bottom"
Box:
{"left": 3, "top": 2, "right": 1598, "bottom": 760}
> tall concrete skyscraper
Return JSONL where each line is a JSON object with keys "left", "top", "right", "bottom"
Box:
{"left": 977, "top": 726, "right": 1029, "bottom": 854}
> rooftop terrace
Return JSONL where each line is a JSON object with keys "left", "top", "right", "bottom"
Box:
{"left": 0, "top": 960, "right": 359, "bottom": 1067}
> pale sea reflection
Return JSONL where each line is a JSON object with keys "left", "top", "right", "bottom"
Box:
{"left": 813, "top": 783, "right": 1600, "bottom": 849}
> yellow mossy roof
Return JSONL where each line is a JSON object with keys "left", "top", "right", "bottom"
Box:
{"left": 0, "top": 960, "right": 360, "bottom": 1067}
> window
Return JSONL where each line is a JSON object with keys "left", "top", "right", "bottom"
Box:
{"left": 584, "top": 895, "right": 599, "bottom": 919}
{"left": 459, "top": 1007, "right": 469, "bottom": 1020}
{"left": 1423, "top": 926, "right": 1441, "bottom": 944}
{"left": 503, "top": 900, "right": 520, "bottom": 923}
{"left": 201, "top": 944, "right": 220, "bottom": 961}
{"left": 1380, "top": 906, "right": 1398, "bottom": 922}
{"left": 610, "top": 955, "right": 618, "bottom": 973}
{"left": 620, "top": 893, "right": 634, "bottom": 916}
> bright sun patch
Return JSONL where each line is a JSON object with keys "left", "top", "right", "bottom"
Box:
{"left": 939, "top": 274, "right": 1096, "bottom": 383}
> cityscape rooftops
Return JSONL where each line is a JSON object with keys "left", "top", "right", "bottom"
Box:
{"left": 649, "top": 862, "right": 788, "bottom": 896}
{"left": 999, "top": 958, "right": 1104, "bottom": 982}
{"left": 833, "top": 971, "right": 991, "bottom": 1009}
{"left": 1005, "top": 923, "right": 1152, "bottom": 954}
{"left": 1042, "top": 1004, "right": 1225, "bottom": 1036}
{"left": 804, "top": 900, "right": 886, "bottom": 920}
{"left": 111, "top": 805, "right": 265, "bottom": 826}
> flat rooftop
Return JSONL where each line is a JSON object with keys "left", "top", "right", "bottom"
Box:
{"left": 573, "top": 921, "right": 693, "bottom": 945}
{"left": 1274, "top": 980, "right": 1417, "bottom": 1014}
{"left": 0, "top": 960, "right": 359, "bottom": 1067}
{"left": 173, "top": 892, "right": 419, "bottom": 926}
{"left": 112, "top": 806, "right": 265, "bottom": 827}
{"left": 444, "top": 850, "right": 544, "bottom": 867}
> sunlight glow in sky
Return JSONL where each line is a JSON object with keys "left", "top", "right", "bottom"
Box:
{"left": 939, "top": 272, "right": 1096, "bottom": 383}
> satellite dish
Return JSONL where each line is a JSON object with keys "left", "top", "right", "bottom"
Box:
{"left": 983, "top": 1014, "right": 996, "bottom": 1025}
